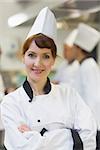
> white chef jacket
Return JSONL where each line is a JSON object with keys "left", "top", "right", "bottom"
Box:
{"left": 73, "top": 57, "right": 100, "bottom": 130}
{"left": 53, "top": 60, "right": 79, "bottom": 86}
{"left": 1, "top": 82, "right": 96, "bottom": 150}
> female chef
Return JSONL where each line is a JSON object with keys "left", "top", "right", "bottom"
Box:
{"left": 1, "top": 7, "right": 96, "bottom": 150}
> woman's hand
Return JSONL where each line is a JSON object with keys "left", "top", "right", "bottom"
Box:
{"left": 18, "top": 124, "right": 31, "bottom": 133}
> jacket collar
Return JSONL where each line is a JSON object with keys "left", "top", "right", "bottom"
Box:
{"left": 23, "top": 77, "right": 51, "bottom": 102}
{"left": 79, "top": 56, "right": 92, "bottom": 64}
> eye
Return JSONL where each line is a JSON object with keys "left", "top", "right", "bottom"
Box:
{"left": 28, "top": 53, "right": 36, "bottom": 58}
{"left": 43, "top": 54, "right": 50, "bottom": 59}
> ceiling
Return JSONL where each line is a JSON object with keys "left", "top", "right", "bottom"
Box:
{"left": 8, "top": 0, "right": 100, "bottom": 29}
{"left": 1, "top": 0, "right": 100, "bottom": 30}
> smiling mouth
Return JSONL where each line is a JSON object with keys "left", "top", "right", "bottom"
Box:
{"left": 32, "top": 69, "right": 44, "bottom": 74}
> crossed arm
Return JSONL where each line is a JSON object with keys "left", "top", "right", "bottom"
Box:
{"left": 18, "top": 124, "right": 31, "bottom": 133}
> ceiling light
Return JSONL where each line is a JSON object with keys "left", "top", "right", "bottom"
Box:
{"left": 8, "top": 13, "right": 29, "bottom": 27}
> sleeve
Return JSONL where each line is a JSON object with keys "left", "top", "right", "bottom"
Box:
{"left": 52, "top": 68, "right": 62, "bottom": 81}
{"left": 52, "top": 61, "right": 67, "bottom": 82}
{"left": 0, "top": 96, "right": 44, "bottom": 150}
{"left": 80, "top": 65, "right": 100, "bottom": 129}
{"left": 70, "top": 88, "right": 97, "bottom": 150}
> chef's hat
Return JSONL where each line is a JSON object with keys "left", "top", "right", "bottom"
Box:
{"left": 64, "top": 29, "right": 78, "bottom": 46}
{"left": 26, "top": 7, "right": 57, "bottom": 44}
{"left": 74, "top": 23, "right": 100, "bottom": 52}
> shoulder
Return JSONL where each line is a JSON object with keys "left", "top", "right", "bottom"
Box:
{"left": 51, "top": 83, "right": 84, "bottom": 109}
{"left": 72, "top": 60, "right": 79, "bottom": 68}
{"left": 81, "top": 58, "right": 97, "bottom": 69}
{"left": 51, "top": 82, "right": 78, "bottom": 98}
{"left": 80, "top": 58, "right": 100, "bottom": 74}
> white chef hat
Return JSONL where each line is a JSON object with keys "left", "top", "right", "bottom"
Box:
{"left": 26, "top": 7, "right": 57, "bottom": 44}
{"left": 64, "top": 29, "right": 78, "bottom": 47}
{"left": 74, "top": 23, "right": 100, "bottom": 52}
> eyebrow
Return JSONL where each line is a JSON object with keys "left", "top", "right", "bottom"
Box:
{"left": 27, "top": 50, "right": 51, "bottom": 55}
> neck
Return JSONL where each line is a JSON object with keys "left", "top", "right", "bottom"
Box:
{"left": 27, "top": 77, "right": 47, "bottom": 95}
{"left": 76, "top": 49, "right": 86, "bottom": 63}
{"left": 77, "top": 55, "right": 86, "bottom": 63}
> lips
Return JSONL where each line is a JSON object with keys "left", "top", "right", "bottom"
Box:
{"left": 32, "top": 68, "right": 44, "bottom": 74}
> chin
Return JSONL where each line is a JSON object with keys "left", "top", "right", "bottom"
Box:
{"left": 31, "top": 77, "right": 41, "bottom": 82}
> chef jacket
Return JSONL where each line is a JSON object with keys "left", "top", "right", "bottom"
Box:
{"left": 73, "top": 57, "right": 100, "bottom": 130}
{"left": 1, "top": 78, "right": 96, "bottom": 150}
{"left": 53, "top": 60, "right": 79, "bottom": 86}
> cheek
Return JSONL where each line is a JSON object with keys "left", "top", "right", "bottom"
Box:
{"left": 24, "top": 59, "right": 33, "bottom": 69}
{"left": 24, "top": 56, "right": 32, "bottom": 66}
{"left": 46, "top": 64, "right": 52, "bottom": 69}
{"left": 45, "top": 61, "right": 54, "bottom": 70}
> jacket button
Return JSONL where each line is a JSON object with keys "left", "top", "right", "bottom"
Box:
{"left": 37, "top": 119, "right": 40, "bottom": 122}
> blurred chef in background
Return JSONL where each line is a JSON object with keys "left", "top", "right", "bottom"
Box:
{"left": 52, "top": 29, "right": 79, "bottom": 86}
{"left": 73, "top": 23, "right": 100, "bottom": 150}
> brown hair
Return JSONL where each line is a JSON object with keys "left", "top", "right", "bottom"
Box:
{"left": 22, "top": 33, "right": 57, "bottom": 59}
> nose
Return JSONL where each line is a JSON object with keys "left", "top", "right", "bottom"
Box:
{"left": 34, "top": 57, "right": 42, "bottom": 66}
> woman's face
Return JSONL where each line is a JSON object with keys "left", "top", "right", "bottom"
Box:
{"left": 23, "top": 40, "right": 55, "bottom": 82}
